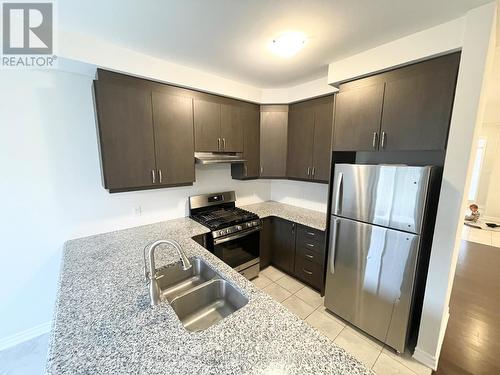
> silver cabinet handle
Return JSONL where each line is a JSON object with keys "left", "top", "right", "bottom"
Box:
{"left": 158, "top": 169, "right": 163, "bottom": 183}
{"left": 244, "top": 164, "right": 247, "bottom": 176}
{"left": 303, "top": 268, "right": 313, "bottom": 275}
{"left": 306, "top": 232, "right": 316, "bottom": 236}
{"left": 381, "top": 131, "right": 387, "bottom": 148}
{"left": 334, "top": 172, "right": 343, "bottom": 215}
{"left": 306, "top": 243, "right": 315, "bottom": 247}
{"left": 292, "top": 223, "right": 295, "bottom": 234}
{"left": 307, "top": 167, "right": 311, "bottom": 177}
{"left": 312, "top": 167, "right": 315, "bottom": 178}
{"left": 372, "top": 132, "right": 378, "bottom": 149}
{"left": 151, "top": 169, "right": 156, "bottom": 184}
{"left": 217, "top": 138, "right": 221, "bottom": 150}
{"left": 329, "top": 218, "right": 340, "bottom": 275}
{"left": 260, "top": 165, "right": 263, "bottom": 175}
{"left": 305, "top": 254, "right": 314, "bottom": 260}
{"left": 223, "top": 138, "right": 226, "bottom": 150}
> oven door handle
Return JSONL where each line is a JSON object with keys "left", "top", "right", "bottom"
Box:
{"left": 213, "top": 227, "right": 261, "bottom": 245}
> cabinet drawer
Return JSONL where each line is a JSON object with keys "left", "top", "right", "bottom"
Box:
{"left": 296, "top": 225, "right": 325, "bottom": 250}
{"left": 294, "top": 256, "right": 323, "bottom": 290}
{"left": 296, "top": 245, "right": 325, "bottom": 266}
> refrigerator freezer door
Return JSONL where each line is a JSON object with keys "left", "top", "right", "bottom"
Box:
{"left": 325, "top": 216, "right": 420, "bottom": 352}
{"left": 331, "top": 164, "right": 431, "bottom": 234}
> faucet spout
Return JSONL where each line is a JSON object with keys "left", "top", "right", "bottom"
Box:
{"left": 145, "top": 239, "right": 192, "bottom": 306}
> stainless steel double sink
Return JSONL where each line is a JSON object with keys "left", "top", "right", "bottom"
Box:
{"left": 156, "top": 257, "right": 248, "bottom": 332}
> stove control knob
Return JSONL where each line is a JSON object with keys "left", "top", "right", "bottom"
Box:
{"left": 236, "top": 225, "right": 242, "bottom": 230}
{"left": 246, "top": 222, "right": 252, "bottom": 228}
{"left": 219, "top": 230, "right": 224, "bottom": 236}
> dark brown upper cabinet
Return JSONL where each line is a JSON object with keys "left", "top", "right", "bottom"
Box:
{"left": 287, "top": 95, "right": 335, "bottom": 182}
{"left": 260, "top": 105, "right": 288, "bottom": 178}
{"left": 221, "top": 103, "right": 243, "bottom": 152}
{"left": 94, "top": 81, "right": 157, "bottom": 191}
{"left": 333, "top": 83, "right": 385, "bottom": 152}
{"left": 231, "top": 106, "right": 260, "bottom": 179}
{"left": 193, "top": 99, "right": 221, "bottom": 152}
{"left": 287, "top": 105, "right": 314, "bottom": 180}
{"left": 312, "top": 98, "right": 335, "bottom": 182}
{"left": 194, "top": 99, "right": 243, "bottom": 152}
{"left": 380, "top": 53, "right": 460, "bottom": 151}
{"left": 152, "top": 92, "right": 195, "bottom": 185}
{"left": 333, "top": 52, "right": 460, "bottom": 153}
{"left": 94, "top": 71, "right": 196, "bottom": 192}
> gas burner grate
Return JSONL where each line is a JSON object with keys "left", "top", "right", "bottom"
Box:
{"left": 191, "top": 207, "right": 258, "bottom": 230}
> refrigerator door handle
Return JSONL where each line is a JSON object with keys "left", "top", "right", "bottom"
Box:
{"left": 329, "top": 218, "right": 340, "bottom": 275}
{"left": 334, "top": 172, "right": 343, "bottom": 215}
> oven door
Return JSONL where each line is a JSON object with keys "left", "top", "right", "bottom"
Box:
{"left": 212, "top": 228, "right": 260, "bottom": 271}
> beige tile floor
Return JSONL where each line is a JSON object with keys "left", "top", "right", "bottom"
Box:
{"left": 462, "top": 225, "right": 500, "bottom": 247}
{"left": 257, "top": 266, "right": 433, "bottom": 375}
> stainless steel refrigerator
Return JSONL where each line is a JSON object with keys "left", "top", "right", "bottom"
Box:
{"left": 325, "top": 164, "right": 437, "bottom": 353}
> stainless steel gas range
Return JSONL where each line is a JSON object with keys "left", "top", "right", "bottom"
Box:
{"left": 189, "top": 191, "right": 261, "bottom": 279}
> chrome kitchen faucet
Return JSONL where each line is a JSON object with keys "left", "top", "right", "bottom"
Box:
{"left": 144, "top": 239, "right": 192, "bottom": 306}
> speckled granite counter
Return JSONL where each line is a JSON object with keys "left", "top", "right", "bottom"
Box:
{"left": 46, "top": 215, "right": 370, "bottom": 374}
{"left": 241, "top": 201, "right": 327, "bottom": 231}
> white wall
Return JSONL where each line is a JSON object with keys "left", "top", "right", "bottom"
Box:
{"left": 324, "top": 3, "right": 497, "bottom": 369}
{"left": 416, "top": 3, "right": 496, "bottom": 368}
{"left": 328, "top": 18, "right": 465, "bottom": 86}
{"left": 475, "top": 122, "right": 500, "bottom": 219}
{"left": 58, "top": 31, "right": 336, "bottom": 105}
{"left": 0, "top": 69, "right": 271, "bottom": 343}
{"left": 270, "top": 180, "right": 329, "bottom": 213}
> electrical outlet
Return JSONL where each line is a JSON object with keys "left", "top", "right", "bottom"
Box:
{"left": 133, "top": 206, "right": 142, "bottom": 217}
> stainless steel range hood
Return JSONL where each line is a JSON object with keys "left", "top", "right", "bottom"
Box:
{"left": 194, "top": 152, "right": 246, "bottom": 165}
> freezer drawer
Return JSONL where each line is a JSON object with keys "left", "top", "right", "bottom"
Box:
{"left": 325, "top": 216, "right": 420, "bottom": 352}
{"left": 331, "top": 164, "right": 431, "bottom": 234}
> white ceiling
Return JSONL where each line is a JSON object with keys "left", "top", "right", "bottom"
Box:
{"left": 59, "top": 0, "right": 492, "bottom": 88}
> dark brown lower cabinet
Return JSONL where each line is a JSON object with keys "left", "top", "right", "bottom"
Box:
{"left": 270, "top": 218, "right": 296, "bottom": 274}
{"left": 260, "top": 217, "right": 326, "bottom": 291}
{"left": 259, "top": 217, "right": 272, "bottom": 268}
{"left": 294, "top": 225, "right": 326, "bottom": 290}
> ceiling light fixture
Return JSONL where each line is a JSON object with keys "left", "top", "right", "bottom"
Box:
{"left": 268, "top": 32, "right": 307, "bottom": 58}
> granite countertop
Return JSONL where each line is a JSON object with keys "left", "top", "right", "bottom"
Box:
{"left": 241, "top": 201, "right": 327, "bottom": 231}
{"left": 46, "top": 203, "right": 369, "bottom": 374}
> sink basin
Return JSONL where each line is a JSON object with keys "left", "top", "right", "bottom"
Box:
{"left": 156, "top": 257, "right": 217, "bottom": 302}
{"left": 169, "top": 279, "right": 248, "bottom": 332}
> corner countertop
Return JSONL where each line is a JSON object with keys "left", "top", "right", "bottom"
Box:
{"left": 241, "top": 201, "right": 327, "bottom": 231}
{"left": 46, "top": 202, "right": 369, "bottom": 375}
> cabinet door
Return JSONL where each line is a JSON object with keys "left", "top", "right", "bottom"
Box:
{"left": 271, "top": 218, "right": 296, "bottom": 274}
{"left": 152, "top": 92, "right": 195, "bottom": 185}
{"left": 380, "top": 57, "right": 459, "bottom": 151}
{"left": 260, "top": 106, "right": 288, "bottom": 178}
{"left": 259, "top": 217, "right": 272, "bottom": 268}
{"left": 242, "top": 106, "right": 260, "bottom": 177}
{"left": 333, "top": 83, "right": 385, "bottom": 151}
{"left": 287, "top": 106, "right": 314, "bottom": 180}
{"left": 312, "top": 98, "right": 334, "bottom": 182}
{"left": 220, "top": 104, "right": 243, "bottom": 152}
{"left": 194, "top": 99, "right": 220, "bottom": 152}
{"left": 94, "top": 81, "right": 156, "bottom": 190}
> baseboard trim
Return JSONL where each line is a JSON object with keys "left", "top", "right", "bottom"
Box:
{"left": 0, "top": 321, "right": 51, "bottom": 351}
{"left": 413, "top": 347, "right": 438, "bottom": 370}
{"left": 413, "top": 308, "right": 450, "bottom": 371}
